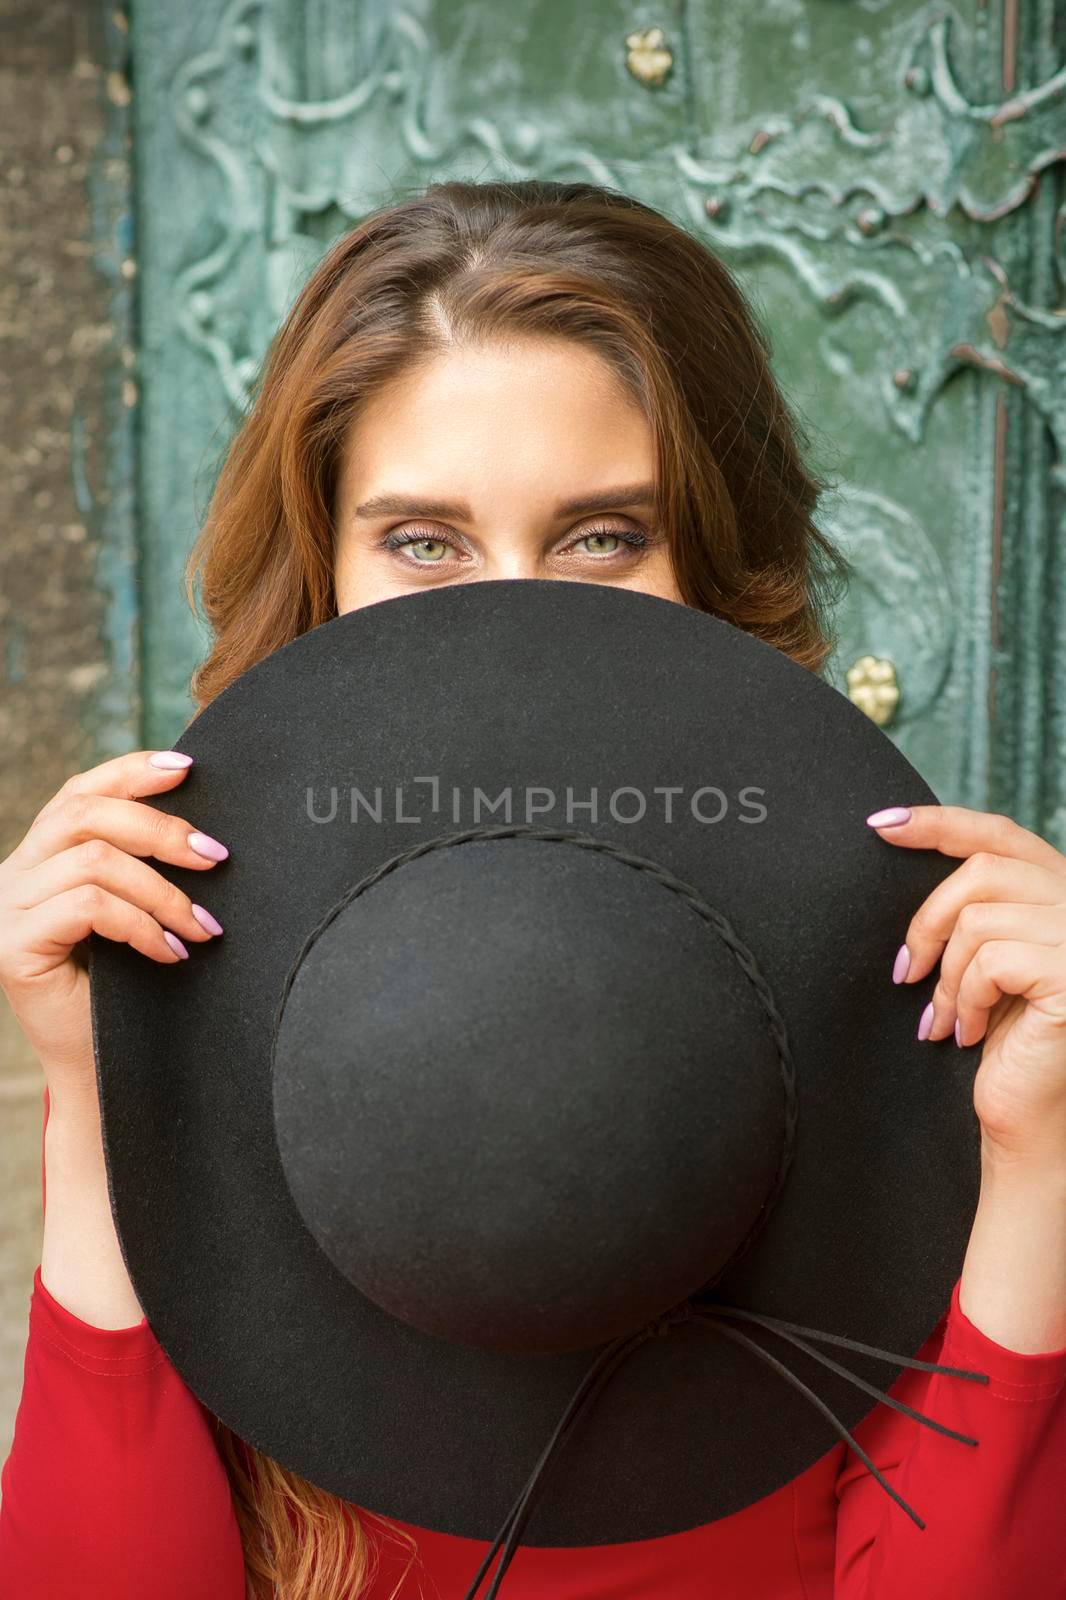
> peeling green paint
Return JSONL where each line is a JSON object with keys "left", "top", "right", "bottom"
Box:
{"left": 82, "top": 4, "right": 140, "bottom": 762}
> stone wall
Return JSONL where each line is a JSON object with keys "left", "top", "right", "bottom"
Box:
{"left": 0, "top": 0, "right": 127, "bottom": 1467}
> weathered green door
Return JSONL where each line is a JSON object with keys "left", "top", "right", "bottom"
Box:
{"left": 121, "top": 0, "right": 1065, "bottom": 845}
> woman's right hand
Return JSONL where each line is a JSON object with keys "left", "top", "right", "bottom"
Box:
{"left": 0, "top": 749, "right": 229, "bottom": 1108}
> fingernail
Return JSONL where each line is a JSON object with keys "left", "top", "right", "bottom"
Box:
{"left": 149, "top": 751, "right": 194, "bottom": 769}
{"left": 163, "top": 930, "right": 189, "bottom": 959}
{"left": 954, "top": 1018, "right": 963, "bottom": 1046}
{"left": 188, "top": 832, "right": 229, "bottom": 861}
{"left": 867, "top": 807, "right": 912, "bottom": 828}
{"left": 892, "top": 943, "right": 911, "bottom": 984}
{"left": 191, "top": 904, "right": 224, "bottom": 936}
{"left": 917, "top": 1001, "right": 934, "bottom": 1041}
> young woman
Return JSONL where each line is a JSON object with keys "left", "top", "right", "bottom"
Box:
{"left": 1, "top": 179, "right": 1064, "bottom": 1600}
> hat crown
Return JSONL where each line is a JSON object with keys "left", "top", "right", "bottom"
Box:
{"left": 272, "top": 832, "right": 789, "bottom": 1354}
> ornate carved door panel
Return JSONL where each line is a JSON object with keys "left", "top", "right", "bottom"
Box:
{"left": 125, "top": 1, "right": 1065, "bottom": 842}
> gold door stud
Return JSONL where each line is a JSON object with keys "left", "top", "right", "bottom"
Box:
{"left": 846, "top": 655, "right": 901, "bottom": 727}
{"left": 625, "top": 27, "right": 674, "bottom": 88}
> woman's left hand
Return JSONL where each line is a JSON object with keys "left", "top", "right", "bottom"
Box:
{"left": 867, "top": 803, "right": 1066, "bottom": 1166}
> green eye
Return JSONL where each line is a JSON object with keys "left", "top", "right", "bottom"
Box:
{"left": 408, "top": 539, "right": 449, "bottom": 562}
{"left": 571, "top": 526, "right": 648, "bottom": 559}
{"left": 581, "top": 532, "right": 622, "bottom": 555}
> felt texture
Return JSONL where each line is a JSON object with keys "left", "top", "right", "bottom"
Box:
{"left": 88, "top": 578, "right": 982, "bottom": 1546}
{"left": 272, "top": 833, "right": 786, "bottom": 1353}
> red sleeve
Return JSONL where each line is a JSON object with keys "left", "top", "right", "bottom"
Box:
{"left": 0, "top": 1091, "right": 245, "bottom": 1600}
{"left": 835, "top": 1274, "right": 1066, "bottom": 1597}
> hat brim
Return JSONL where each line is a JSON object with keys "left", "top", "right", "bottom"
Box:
{"left": 89, "top": 579, "right": 981, "bottom": 1544}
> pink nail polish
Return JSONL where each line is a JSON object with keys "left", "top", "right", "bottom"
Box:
{"left": 867, "top": 807, "right": 912, "bottom": 828}
{"left": 954, "top": 1018, "right": 963, "bottom": 1046}
{"left": 163, "top": 930, "right": 189, "bottom": 959}
{"left": 892, "top": 944, "right": 911, "bottom": 984}
{"left": 149, "top": 751, "right": 194, "bottom": 769}
{"left": 191, "top": 904, "right": 224, "bottom": 936}
{"left": 188, "top": 832, "right": 229, "bottom": 861}
{"left": 917, "top": 1001, "right": 934, "bottom": 1041}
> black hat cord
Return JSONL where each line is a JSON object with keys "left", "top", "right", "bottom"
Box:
{"left": 462, "top": 1304, "right": 991, "bottom": 1600}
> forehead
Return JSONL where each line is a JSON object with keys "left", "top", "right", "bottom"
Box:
{"left": 372, "top": 336, "right": 637, "bottom": 408}
{"left": 336, "top": 338, "right": 653, "bottom": 503}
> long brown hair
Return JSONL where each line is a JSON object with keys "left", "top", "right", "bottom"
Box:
{"left": 187, "top": 177, "right": 851, "bottom": 1597}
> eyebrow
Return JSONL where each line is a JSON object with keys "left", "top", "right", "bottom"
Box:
{"left": 352, "top": 483, "right": 658, "bottom": 522}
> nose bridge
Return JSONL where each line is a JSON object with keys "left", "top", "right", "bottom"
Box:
{"left": 483, "top": 554, "right": 544, "bottom": 579}
{"left": 477, "top": 527, "right": 550, "bottom": 580}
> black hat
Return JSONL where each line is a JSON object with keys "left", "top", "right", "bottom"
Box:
{"left": 89, "top": 579, "right": 988, "bottom": 1598}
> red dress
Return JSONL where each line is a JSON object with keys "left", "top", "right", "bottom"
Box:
{"left": 2, "top": 1088, "right": 1065, "bottom": 1598}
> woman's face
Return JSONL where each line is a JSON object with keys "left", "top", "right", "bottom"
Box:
{"left": 332, "top": 337, "right": 683, "bottom": 612}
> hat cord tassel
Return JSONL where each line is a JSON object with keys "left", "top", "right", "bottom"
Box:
{"left": 460, "top": 1303, "right": 990, "bottom": 1599}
